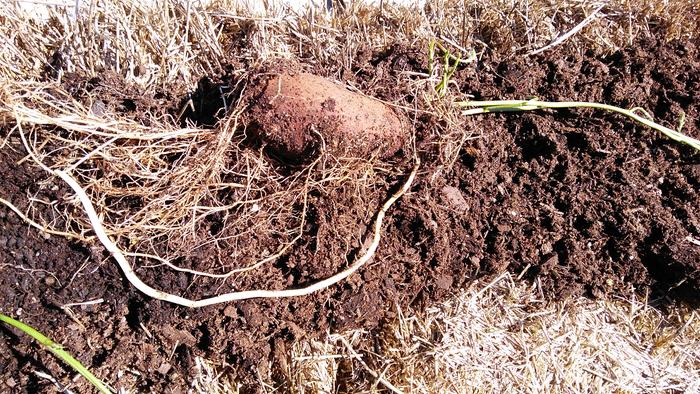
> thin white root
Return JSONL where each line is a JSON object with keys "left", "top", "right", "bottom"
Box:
{"left": 54, "top": 161, "right": 419, "bottom": 307}
{"left": 528, "top": 5, "right": 604, "bottom": 56}
{"left": 0, "top": 197, "right": 92, "bottom": 242}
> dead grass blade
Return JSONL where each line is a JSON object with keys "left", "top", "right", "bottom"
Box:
{"left": 285, "top": 273, "right": 700, "bottom": 393}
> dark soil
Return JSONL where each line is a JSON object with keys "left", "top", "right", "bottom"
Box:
{"left": 2, "top": 36, "right": 699, "bottom": 393}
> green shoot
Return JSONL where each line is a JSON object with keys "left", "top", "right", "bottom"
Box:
{"left": 0, "top": 313, "right": 112, "bottom": 394}
{"left": 456, "top": 98, "right": 700, "bottom": 151}
{"left": 435, "top": 51, "right": 460, "bottom": 96}
{"left": 428, "top": 40, "right": 477, "bottom": 97}
{"left": 433, "top": 41, "right": 477, "bottom": 66}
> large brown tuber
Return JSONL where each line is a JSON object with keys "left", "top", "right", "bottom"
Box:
{"left": 247, "top": 72, "right": 407, "bottom": 161}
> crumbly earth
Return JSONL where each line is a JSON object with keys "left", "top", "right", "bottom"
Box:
{"left": 1, "top": 36, "right": 699, "bottom": 393}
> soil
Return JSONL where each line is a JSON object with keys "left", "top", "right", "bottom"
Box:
{"left": 1, "top": 35, "right": 700, "bottom": 393}
{"left": 246, "top": 72, "right": 407, "bottom": 161}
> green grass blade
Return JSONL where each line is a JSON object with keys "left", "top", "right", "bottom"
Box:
{"left": 0, "top": 313, "right": 112, "bottom": 393}
{"left": 457, "top": 99, "right": 700, "bottom": 151}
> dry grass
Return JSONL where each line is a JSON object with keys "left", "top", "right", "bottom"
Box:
{"left": 1, "top": 0, "right": 700, "bottom": 392}
{"left": 262, "top": 272, "right": 700, "bottom": 393}
{"left": 419, "top": 0, "right": 698, "bottom": 56}
{"left": 0, "top": 0, "right": 402, "bottom": 277}
{"left": 2, "top": 0, "right": 697, "bottom": 264}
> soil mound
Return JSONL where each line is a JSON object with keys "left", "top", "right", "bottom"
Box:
{"left": 1, "top": 37, "right": 700, "bottom": 393}
{"left": 246, "top": 72, "right": 407, "bottom": 161}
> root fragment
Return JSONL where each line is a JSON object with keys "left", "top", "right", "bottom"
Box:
{"left": 0, "top": 197, "right": 91, "bottom": 242}
{"left": 54, "top": 160, "right": 418, "bottom": 307}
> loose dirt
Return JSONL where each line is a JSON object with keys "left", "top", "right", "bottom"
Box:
{"left": 1, "top": 36, "right": 699, "bottom": 392}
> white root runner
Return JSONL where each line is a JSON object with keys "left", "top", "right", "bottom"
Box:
{"left": 53, "top": 161, "right": 419, "bottom": 307}
{"left": 0, "top": 197, "right": 92, "bottom": 242}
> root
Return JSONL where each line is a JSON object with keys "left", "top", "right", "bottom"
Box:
{"left": 0, "top": 197, "right": 91, "bottom": 242}
{"left": 5, "top": 76, "right": 416, "bottom": 307}
{"left": 54, "top": 161, "right": 419, "bottom": 307}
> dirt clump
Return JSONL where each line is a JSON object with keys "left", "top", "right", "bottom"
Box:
{"left": 246, "top": 72, "right": 408, "bottom": 161}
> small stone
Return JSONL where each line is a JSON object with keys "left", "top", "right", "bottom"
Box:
{"left": 441, "top": 185, "right": 469, "bottom": 213}
{"left": 497, "top": 223, "right": 512, "bottom": 233}
{"left": 223, "top": 305, "right": 237, "bottom": 318}
{"left": 541, "top": 242, "right": 553, "bottom": 255}
{"left": 91, "top": 100, "right": 106, "bottom": 116}
{"left": 157, "top": 363, "right": 172, "bottom": 375}
{"left": 5, "top": 377, "right": 16, "bottom": 388}
{"left": 435, "top": 274, "right": 453, "bottom": 290}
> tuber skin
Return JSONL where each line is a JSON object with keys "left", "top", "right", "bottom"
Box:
{"left": 247, "top": 72, "right": 407, "bottom": 161}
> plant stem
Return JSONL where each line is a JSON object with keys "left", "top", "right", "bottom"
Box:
{"left": 457, "top": 99, "right": 700, "bottom": 151}
{"left": 0, "top": 313, "right": 112, "bottom": 393}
